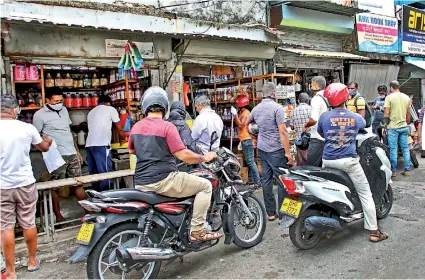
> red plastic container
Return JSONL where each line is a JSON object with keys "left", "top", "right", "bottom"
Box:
{"left": 82, "top": 94, "right": 91, "bottom": 108}
{"left": 90, "top": 94, "right": 99, "bottom": 107}
{"left": 73, "top": 95, "right": 82, "bottom": 108}
{"left": 65, "top": 94, "right": 73, "bottom": 108}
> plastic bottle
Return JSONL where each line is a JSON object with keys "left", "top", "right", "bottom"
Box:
{"left": 14, "top": 65, "right": 26, "bottom": 80}
{"left": 77, "top": 131, "right": 86, "bottom": 146}
{"left": 65, "top": 94, "right": 73, "bottom": 108}
{"left": 73, "top": 94, "right": 82, "bottom": 108}
{"left": 82, "top": 94, "right": 91, "bottom": 107}
{"left": 91, "top": 93, "right": 99, "bottom": 106}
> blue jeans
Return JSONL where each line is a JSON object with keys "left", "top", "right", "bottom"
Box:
{"left": 241, "top": 139, "right": 260, "bottom": 184}
{"left": 86, "top": 146, "right": 113, "bottom": 191}
{"left": 387, "top": 127, "right": 410, "bottom": 172}
{"left": 258, "top": 149, "right": 288, "bottom": 218}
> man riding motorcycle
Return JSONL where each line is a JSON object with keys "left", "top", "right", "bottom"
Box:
{"left": 129, "top": 86, "right": 222, "bottom": 242}
{"left": 317, "top": 83, "right": 389, "bottom": 243}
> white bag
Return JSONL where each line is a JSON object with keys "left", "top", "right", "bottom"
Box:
{"left": 42, "top": 141, "right": 66, "bottom": 173}
{"left": 237, "top": 142, "right": 243, "bottom": 151}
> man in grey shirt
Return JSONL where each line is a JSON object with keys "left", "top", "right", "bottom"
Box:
{"left": 33, "top": 92, "right": 86, "bottom": 223}
{"left": 245, "top": 82, "right": 293, "bottom": 222}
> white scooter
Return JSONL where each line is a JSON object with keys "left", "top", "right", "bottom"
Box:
{"left": 279, "top": 129, "right": 393, "bottom": 249}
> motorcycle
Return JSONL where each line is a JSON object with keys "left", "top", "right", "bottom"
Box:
{"left": 278, "top": 130, "right": 393, "bottom": 249}
{"left": 69, "top": 134, "right": 267, "bottom": 279}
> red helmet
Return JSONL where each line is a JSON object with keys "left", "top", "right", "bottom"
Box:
{"left": 236, "top": 96, "right": 250, "bottom": 108}
{"left": 323, "top": 83, "right": 349, "bottom": 107}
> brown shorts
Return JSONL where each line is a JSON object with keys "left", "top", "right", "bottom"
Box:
{"left": 0, "top": 184, "right": 38, "bottom": 230}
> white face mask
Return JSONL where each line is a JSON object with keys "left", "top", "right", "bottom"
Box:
{"left": 48, "top": 103, "right": 63, "bottom": 111}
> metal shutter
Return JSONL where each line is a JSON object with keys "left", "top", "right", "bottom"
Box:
{"left": 348, "top": 64, "right": 400, "bottom": 102}
{"left": 399, "top": 78, "right": 422, "bottom": 110}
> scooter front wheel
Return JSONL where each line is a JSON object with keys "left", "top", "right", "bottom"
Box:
{"left": 289, "top": 209, "right": 322, "bottom": 250}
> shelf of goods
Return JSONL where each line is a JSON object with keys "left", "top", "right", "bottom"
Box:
{"left": 13, "top": 64, "right": 150, "bottom": 125}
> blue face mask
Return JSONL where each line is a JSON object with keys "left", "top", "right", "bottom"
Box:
{"left": 349, "top": 89, "right": 358, "bottom": 96}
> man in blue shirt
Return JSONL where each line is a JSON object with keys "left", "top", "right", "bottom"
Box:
{"left": 318, "top": 83, "right": 388, "bottom": 243}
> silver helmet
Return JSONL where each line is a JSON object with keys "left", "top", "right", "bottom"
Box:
{"left": 141, "top": 86, "right": 169, "bottom": 115}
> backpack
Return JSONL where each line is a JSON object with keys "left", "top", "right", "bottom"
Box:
{"left": 316, "top": 94, "right": 331, "bottom": 111}
{"left": 353, "top": 96, "right": 372, "bottom": 128}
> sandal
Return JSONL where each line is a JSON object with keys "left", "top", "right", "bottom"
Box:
{"left": 190, "top": 228, "right": 222, "bottom": 242}
{"left": 268, "top": 214, "right": 278, "bottom": 222}
{"left": 369, "top": 230, "right": 389, "bottom": 243}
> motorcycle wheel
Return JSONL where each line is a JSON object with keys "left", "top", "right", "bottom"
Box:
{"left": 289, "top": 209, "right": 322, "bottom": 250}
{"left": 410, "top": 150, "right": 419, "bottom": 168}
{"left": 377, "top": 184, "right": 393, "bottom": 219}
{"left": 227, "top": 193, "right": 267, "bottom": 249}
{"left": 86, "top": 223, "right": 161, "bottom": 280}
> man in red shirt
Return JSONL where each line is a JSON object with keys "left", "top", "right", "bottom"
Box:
{"left": 129, "top": 87, "right": 222, "bottom": 242}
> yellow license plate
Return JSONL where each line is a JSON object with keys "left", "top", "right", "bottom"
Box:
{"left": 76, "top": 223, "right": 95, "bottom": 245}
{"left": 280, "top": 198, "right": 303, "bottom": 218}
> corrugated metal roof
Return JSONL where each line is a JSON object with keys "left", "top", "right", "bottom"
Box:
{"left": 406, "top": 60, "right": 425, "bottom": 71}
{"left": 279, "top": 48, "right": 370, "bottom": 60}
{"left": 0, "top": 1, "right": 282, "bottom": 44}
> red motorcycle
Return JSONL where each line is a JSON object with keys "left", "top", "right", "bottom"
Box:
{"left": 70, "top": 144, "right": 266, "bottom": 279}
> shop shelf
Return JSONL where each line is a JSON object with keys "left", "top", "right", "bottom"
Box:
{"left": 68, "top": 107, "right": 94, "bottom": 110}
{"left": 103, "top": 79, "right": 138, "bottom": 89}
{"left": 20, "top": 106, "right": 42, "bottom": 111}
{"left": 197, "top": 77, "right": 253, "bottom": 88}
{"left": 14, "top": 80, "right": 42, "bottom": 84}
{"left": 46, "top": 87, "right": 102, "bottom": 91}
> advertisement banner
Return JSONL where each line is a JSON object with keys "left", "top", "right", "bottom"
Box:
{"left": 357, "top": 0, "right": 395, "bottom": 17}
{"left": 356, "top": 13, "right": 398, "bottom": 54}
{"left": 401, "top": 6, "right": 425, "bottom": 55}
{"left": 105, "top": 39, "right": 154, "bottom": 59}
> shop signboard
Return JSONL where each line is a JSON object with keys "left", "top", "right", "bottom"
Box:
{"left": 357, "top": 0, "right": 395, "bottom": 17}
{"left": 356, "top": 13, "right": 398, "bottom": 54}
{"left": 401, "top": 6, "right": 425, "bottom": 55}
{"left": 275, "top": 85, "right": 295, "bottom": 99}
{"left": 105, "top": 39, "right": 155, "bottom": 59}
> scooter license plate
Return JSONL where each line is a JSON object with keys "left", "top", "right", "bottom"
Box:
{"left": 76, "top": 223, "right": 95, "bottom": 245}
{"left": 280, "top": 198, "right": 302, "bottom": 218}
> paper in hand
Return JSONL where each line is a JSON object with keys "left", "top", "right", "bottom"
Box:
{"left": 42, "top": 141, "right": 66, "bottom": 173}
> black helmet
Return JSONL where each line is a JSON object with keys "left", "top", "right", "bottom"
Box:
{"left": 248, "top": 123, "right": 259, "bottom": 136}
{"left": 295, "top": 132, "right": 310, "bottom": 150}
{"left": 377, "top": 85, "right": 387, "bottom": 92}
{"left": 141, "top": 86, "right": 169, "bottom": 115}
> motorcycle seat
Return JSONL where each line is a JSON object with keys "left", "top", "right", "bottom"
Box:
{"left": 101, "top": 188, "right": 193, "bottom": 205}
{"left": 290, "top": 166, "right": 356, "bottom": 192}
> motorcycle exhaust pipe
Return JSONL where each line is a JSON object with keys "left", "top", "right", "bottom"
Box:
{"left": 116, "top": 246, "right": 178, "bottom": 262}
{"left": 304, "top": 216, "right": 342, "bottom": 233}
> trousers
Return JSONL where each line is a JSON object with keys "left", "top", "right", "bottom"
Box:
{"left": 323, "top": 157, "right": 377, "bottom": 230}
{"left": 86, "top": 146, "right": 113, "bottom": 191}
{"left": 387, "top": 127, "right": 410, "bottom": 172}
{"left": 307, "top": 138, "right": 324, "bottom": 167}
{"left": 136, "top": 172, "right": 212, "bottom": 231}
{"left": 258, "top": 149, "right": 288, "bottom": 218}
{"left": 241, "top": 139, "right": 261, "bottom": 184}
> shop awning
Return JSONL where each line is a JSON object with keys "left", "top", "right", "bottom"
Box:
{"left": 279, "top": 48, "right": 370, "bottom": 60}
{"left": 406, "top": 60, "right": 425, "bottom": 71}
{"left": 278, "top": 1, "right": 368, "bottom": 17}
{"left": 0, "top": 1, "right": 281, "bottom": 45}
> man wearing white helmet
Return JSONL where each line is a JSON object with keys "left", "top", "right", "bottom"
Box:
{"left": 130, "top": 87, "right": 222, "bottom": 241}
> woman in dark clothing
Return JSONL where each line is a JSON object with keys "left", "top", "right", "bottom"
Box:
{"left": 168, "top": 101, "right": 198, "bottom": 152}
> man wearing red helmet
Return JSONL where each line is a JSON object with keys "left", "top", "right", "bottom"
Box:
{"left": 231, "top": 96, "right": 261, "bottom": 188}
{"left": 318, "top": 83, "right": 388, "bottom": 242}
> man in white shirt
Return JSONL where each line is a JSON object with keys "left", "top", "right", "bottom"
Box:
{"left": 86, "top": 95, "right": 125, "bottom": 191}
{"left": 0, "top": 94, "right": 52, "bottom": 279}
{"left": 303, "top": 76, "right": 329, "bottom": 167}
{"left": 191, "top": 95, "right": 223, "bottom": 154}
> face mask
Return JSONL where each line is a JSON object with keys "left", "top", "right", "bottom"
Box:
{"left": 48, "top": 103, "right": 63, "bottom": 111}
{"left": 349, "top": 90, "right": 357, "bottom": 96}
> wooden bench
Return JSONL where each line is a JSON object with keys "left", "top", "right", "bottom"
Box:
{"left": 35, "top": 169, "right": 135, "bottom": 242}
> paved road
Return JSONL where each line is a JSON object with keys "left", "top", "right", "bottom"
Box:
{"left": 16, "top": 157, "right": 425, "bottom": 279}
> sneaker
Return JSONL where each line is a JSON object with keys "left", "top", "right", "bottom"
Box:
{"left": 401, "top": 171, "right": 411, "bottom": 176}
